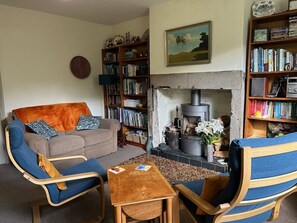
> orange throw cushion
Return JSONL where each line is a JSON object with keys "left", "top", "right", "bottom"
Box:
{"left": 38, "top": 153, "right": 67, "bottom": 190}
{"left": 196, "top": 175, "right": 229, "bottom": 215}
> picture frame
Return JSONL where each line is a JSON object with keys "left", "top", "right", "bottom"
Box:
{"left": 289, "top": 0, "right": 297, "bottom": 10}
{"left": 165, "top": 21, "right": 211, "bottom": 66}
{"left": 253, "top": 28, "right": 268, "bottom": 42}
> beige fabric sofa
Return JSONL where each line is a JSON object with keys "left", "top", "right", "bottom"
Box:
{"left": 12, "top": 102, "right": 121, "bottom": 168}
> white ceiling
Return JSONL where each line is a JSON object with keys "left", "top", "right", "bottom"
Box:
{"left": 0, "top": 0, "right": 170, "bottom": 25}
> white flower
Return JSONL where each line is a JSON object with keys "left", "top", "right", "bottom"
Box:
{"left": 195, "top": 119, "right": 224, "bottom": 145}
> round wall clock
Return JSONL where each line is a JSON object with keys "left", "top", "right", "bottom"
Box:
{"left": 70, "top": 56, "right": 91, "bottom": 79}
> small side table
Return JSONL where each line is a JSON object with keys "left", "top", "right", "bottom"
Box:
{"left": 107, "top": 162, "right": 176, "bottom": 223}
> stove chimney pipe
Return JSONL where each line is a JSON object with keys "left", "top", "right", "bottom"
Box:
{"left": 191, "top": 89, "right": 201, "bottom": 106}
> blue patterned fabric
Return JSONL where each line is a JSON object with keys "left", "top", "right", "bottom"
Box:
{"left": 178, "top": 132, "right": 297, "bottom": 223}
{"left": 76, "top": 115, "right": 101, "bottom": 130}
{"left": 26, "top": 119, "right": 58, "bottom": 140}
{"left": 8, "top": 120, "right": 107, "bottom": 204}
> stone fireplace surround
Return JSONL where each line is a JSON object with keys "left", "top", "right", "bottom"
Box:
{"left": 147, "top": 70, "right": 246, "bottom": 152}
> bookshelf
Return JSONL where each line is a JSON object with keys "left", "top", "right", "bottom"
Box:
{"left": 101, "top": 41, "right": 149, "bottom": 147}
{"left": 244, "top": 9, "right": 297, "bottom": 138}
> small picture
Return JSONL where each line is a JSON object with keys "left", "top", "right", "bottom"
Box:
{"left": 253, "top": 28, "right": 268, "bottom": 42}
{"left": 165, "top": 21, "right": 211, "bottom": 66}
{"left": 289, "top": 0, "right": 297, "bottom": 10}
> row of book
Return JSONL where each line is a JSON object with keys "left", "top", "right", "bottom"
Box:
{"left": 107, "top": 95, "right": 121, "bottom": 106}
{"left": 123, "top": 79, "right": 148, "bottom": 95}
{"left": 122, "top": 64, "right": 148, "bottom": 76}
{"left": 103, "top": 64, "right": 119, "bottom": 75}
{"left": 122, "top": 109, "right": 148, "bottom": 128}
{"left": 107, "top": 83, "right": 120, "bottom": 95}
{"left": 250, "top": 47, "right": 295, "bottom": 72}
{"left": 103, "top": 52, "right": 118, "bottom": 63}
{"left": 107, "top": 107, "right": 122, "bottom": 121}
{"left": 250, "top": 100, "right": 297, "bottom": 120}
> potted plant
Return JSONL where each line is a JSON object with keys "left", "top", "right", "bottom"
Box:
{"left": 195, "top": 119, "right": 224, "bottom": 162}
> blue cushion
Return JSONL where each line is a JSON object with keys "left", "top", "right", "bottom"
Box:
{"left": 26, "top": 119, "right": 58, "bottom": 140}
{"left": 59, "top": 158, "right": 107, "bottom": 202}
{"left": 76, "top": 115, "right": 101, "bottom": 130}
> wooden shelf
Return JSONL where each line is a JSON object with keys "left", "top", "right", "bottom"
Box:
{"left": 244, "top": 10, "right": 297, "bottom": 138}
{"left": 101, "top": 41, "right": 150, "bottom": 146}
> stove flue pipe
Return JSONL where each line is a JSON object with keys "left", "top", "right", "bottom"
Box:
{"left": 191, "top": 89, "right": 201, "bottom": 106}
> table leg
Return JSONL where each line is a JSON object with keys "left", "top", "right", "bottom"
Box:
{"left": 166, "top": 197, "right": 173, "bottom": 223}
{"left": 121, "top": 211, "right": 126, "bottom": 223}
{"left": 115, "top": 206, "right": 122, "bottom": 223}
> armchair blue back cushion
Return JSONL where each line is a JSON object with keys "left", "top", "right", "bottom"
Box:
{"left": 211, "top": 133, "right": 297, "bottom": 223}
{"left": 8, "top": 120, "right": 107, "bottom": 204}
{"left": 179, "top": 132, "right": 297, "bottom": 223}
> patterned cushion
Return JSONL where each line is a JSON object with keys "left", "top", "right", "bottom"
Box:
{"left": 27, "top": 120, "right": 58, "bottom": 140}
{"left": 76, "top": 115, "right": 101, "bottom": 130}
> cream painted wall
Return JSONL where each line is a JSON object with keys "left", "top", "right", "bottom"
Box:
{"left": 149, "top": 0, "right": 290, "bottom": 75}
{"left": 0, "top": 5, "right": 111, "bottom": 117}
{"left": 149, "top": 0, "right": 245, "bottom": 74}
{"left": 0, "top": 5, "right": 112, "bottom": 164}
{"left": 111, "top": 15, "right": 149, "bottom": 40}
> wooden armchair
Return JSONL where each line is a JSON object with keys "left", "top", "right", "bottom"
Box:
{"left": 175, "top": 133, "right": 297, "bottom": 223}
{"left": 5, "top": 120, "right": 107, "bottom": 223}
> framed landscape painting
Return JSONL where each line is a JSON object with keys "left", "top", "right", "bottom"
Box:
{"left": 166, "top": 21, "right": 211, "bottom": 66}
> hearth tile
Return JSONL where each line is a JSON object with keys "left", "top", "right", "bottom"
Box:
{"left": 189, "top": 159, "right": 202, "bottom": 167}
{"left": 202, "top": 161, "right": 215, "bottom": 170}
{"left": 151, "top": 148, "right": 160, "bottom": 156}
{"left": 215, "top": 164, "right": 228, "bottom": 173}
{"left": 167, "top": 153, "right": 178, "bottom": 161}
{"left": 178, "top": 156, "right": 190, "bottom": 164}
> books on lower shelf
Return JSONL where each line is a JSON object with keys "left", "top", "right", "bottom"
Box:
{"left": 135, "top": 164, "right": 151, "bottom": 171}
{"left": 108, "top": 166, "right": 125, "bottom": 174}
{"left": 250, "top": 99, "right": 297, "bottom": 120}
{"left": 122, "top": 109, "right": 148, "bottom": 128}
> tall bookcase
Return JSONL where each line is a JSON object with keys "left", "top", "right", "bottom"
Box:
{"left": 101, "top": 41, "right": 149, "bottom": 147}
{"left": 244, "top": 10, "right": 297, "bottom": 138}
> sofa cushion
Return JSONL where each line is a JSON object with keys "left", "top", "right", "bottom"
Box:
{"left": 13, "top": 102, "right": 91, "bottom": 131}
{"left": 27, "top": 120, "right": 58, "bottom": 140}
{"left": 49, "top": 135, "right": 85, "bottom": 157}
{"left": 76, "top": 115, "right": 102, "bottom": 130}
{"left": 69, "top": 129, "right": 112, "bottom": 147}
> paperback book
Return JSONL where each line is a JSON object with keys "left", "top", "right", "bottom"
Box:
{"left": 135, "top": 164, "right": 151, "bottom": 171}
{"left": 108, "top": 166, "right": 125, "bottom": 174}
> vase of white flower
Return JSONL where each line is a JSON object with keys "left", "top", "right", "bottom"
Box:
{"left": 195, "top": 119, "right": 224, "bottom": 162}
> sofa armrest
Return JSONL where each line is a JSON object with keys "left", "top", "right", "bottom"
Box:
{"left": 25, "top": 133, "right": 50, "bottom": 156}
{"left": 100, "top": 119, "right": 121, "bottom": 150}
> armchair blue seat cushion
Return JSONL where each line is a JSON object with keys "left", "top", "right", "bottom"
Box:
{"left": 8, "top": 119, "right": 107, "bottom": 205}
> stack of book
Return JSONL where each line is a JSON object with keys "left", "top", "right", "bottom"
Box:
{"left": 270, "top": 27, "right": 288, "bottom": 40}
{"left": 289, "top": 16, "right": 297, "bottom": 38}
{"left": 122, "top": 109, "right": 148, "bottom": 128}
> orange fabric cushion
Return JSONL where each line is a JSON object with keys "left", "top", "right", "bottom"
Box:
{"left": 38, "top": 153, "right": 67, "bottom": 190}
{"left": 196, "top": 175, "right": 229, "bottom": 215}
{"left": 13, "top": 102, "right": 91, "bottom": 131}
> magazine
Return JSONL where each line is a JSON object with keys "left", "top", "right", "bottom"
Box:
{"left": 135, "top": 164, "right": 151, "bottom": 171}
{"left": 108, "top": 166, "right": 125, "bottom": 174}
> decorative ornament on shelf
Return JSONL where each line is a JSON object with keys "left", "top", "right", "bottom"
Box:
{"left": 113, "top": 35, "right": 124, "bottom": 46}
{"left": 252, "top": 0, "right": 276, "bottom": 17}
{"left": 104, "top": 38, "right": 114, "bottom": 49}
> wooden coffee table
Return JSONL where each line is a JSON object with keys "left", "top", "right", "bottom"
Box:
{"left": 107, "top": 162, "right": 176, "bottom": 223}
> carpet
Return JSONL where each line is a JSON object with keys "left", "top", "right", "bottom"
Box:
{"left": 121, "top": 153, "right": 219, "bottom": 184}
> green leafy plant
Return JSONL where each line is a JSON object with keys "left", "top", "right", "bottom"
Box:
{"left": 195, "top": 119, "right": 224, "bottom": 145}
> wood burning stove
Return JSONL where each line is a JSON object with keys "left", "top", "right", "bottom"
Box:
{"left": 180, "top": 89, "right": 209, "bottom": 155}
